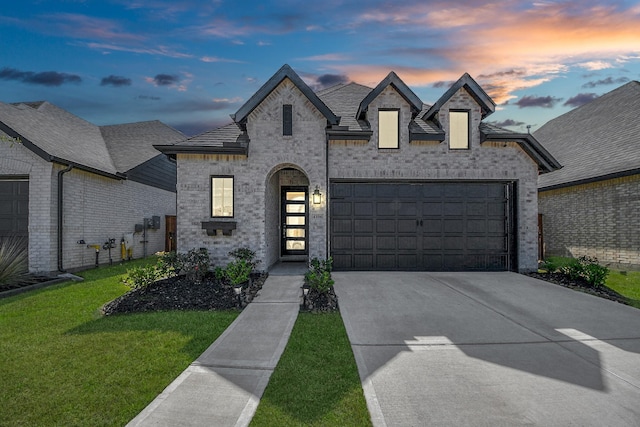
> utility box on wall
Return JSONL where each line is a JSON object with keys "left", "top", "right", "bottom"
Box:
{"left": 151, "top": 215, "right": 161, "bottom": 230}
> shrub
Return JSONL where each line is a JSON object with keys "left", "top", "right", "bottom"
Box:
{"left": 224, "top": 259, "right": 252, "bottom": 287}
{"left": 305, "top": 257, "right": 334, "bottom": 294}
{"left": 178, "top": 248, "right": 210, "bottom": 283}
{"left": 540, "top": 259, "right": 559, "bottom": 273}
{"left": 228, "top": 247, "right": 260, "bottom": 270}
{"left": 122, "top": 264, "right": 161, "bottom": 290}
{"left": 0, "top": 236, "right": 30, "bottom": 288}
{"left": 559, "top": 256, "right": 609, "bottom": 288}
{"left": 156, "top": 251, "right": 179, "bottom": 278}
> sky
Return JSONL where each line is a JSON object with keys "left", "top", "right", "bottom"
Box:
{"left": 1, "top": 0, "right": 639, "bottom": 137}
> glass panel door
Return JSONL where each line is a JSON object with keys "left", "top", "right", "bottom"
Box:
{"left": 281, "top": 187, "right": 308, "bottom": 255}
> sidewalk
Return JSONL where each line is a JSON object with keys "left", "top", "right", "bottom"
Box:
{"left": 127, "top": 264, "right": 305, "bottom": 427}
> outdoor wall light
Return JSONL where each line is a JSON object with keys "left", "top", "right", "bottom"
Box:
{"left": 312, "top": 186, "right": 322, "bottom": 204}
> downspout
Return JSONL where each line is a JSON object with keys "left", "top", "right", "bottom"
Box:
{"left": 325, "top": 129, "right": 330, "bottom": 259}
{"left": 57, "top": 163, "right": 74, "bottom": 272}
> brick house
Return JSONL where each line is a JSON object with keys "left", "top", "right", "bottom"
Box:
{"left": 0, "top": 101, "right": 184, "bottom": 273}
{"left": 536, "top": 80, "right": 640, "bottom": 269}
{"left": 156, "top": 65, "right": 560, "bottom": 272}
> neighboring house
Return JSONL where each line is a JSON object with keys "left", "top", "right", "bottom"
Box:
{"left": 155, "top": 64, "right": 560, "bottom": 272}
{"left": 0, "top": 101, "right": 184, "bottom": 273}
{"left": 536, "top": 80, "right": 640, "bottom": 269}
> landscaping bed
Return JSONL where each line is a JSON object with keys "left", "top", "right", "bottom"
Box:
{"left": 102, "top": 272, "right": 267, "bottom": 315}
{"left": 526, "top": 271, "right": 631, "bottom": 306}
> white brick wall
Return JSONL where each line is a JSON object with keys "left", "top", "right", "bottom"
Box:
{"left": 177, "top": 83, "right": 542, "bottom": 272}
{"left": 0, "top": 137, "right": 176, "bottom": 273}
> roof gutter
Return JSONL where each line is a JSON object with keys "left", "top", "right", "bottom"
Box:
{"left": 539, "top": 167, "right": 640, "bottom": 192}
{"left": 57, "top": 163, "right": 74, "bottom": 272}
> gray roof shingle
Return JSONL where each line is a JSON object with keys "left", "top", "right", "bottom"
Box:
{"left": 535, "top": 81, "right": 640, "bottom": 189}
{"left": 101, "top": 120, "right": 184, "bottom": 172}
{"left": 0, "top": 100, "right": 182, "bottom": 177}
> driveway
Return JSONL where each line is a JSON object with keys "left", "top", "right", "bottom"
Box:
{"left": 334, "top": 272, "right": 640, "bottom": 426}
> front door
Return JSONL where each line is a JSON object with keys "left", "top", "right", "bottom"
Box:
{"left": 281, "top": 187, "right": 308, "bottom": 256}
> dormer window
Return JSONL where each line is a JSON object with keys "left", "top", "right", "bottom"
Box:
{"left": 283, "top": 104, "right": 293, "bottom": 136}
{"left": 449, "top": 110, "right": 469, "bottom": 149}
{"left": 378, "top": 109, "right": 399, "bottom": 149}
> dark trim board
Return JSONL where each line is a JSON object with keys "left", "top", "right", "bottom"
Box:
{"left": 329, "top": 180, "right": 517, "bottom": 271}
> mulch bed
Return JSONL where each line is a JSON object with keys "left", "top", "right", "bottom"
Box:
{"left": 101, "top": 272, "right": 267, "bottom": 316}
{"left": 302, "top": 287, "right": 339, "bottom": 313}
{"left": 525, "top": 272, "right": 631, "bottom": 306}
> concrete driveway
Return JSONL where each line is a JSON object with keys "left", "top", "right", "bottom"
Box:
{"left": 334, "top": 272, "right": 640, "bottom": 426}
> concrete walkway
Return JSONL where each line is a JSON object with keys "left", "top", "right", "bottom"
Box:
{"left": 127, "top": 264, "right": 305, "bottom": 427}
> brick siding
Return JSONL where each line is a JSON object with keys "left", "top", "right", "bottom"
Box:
{"left": 539, "top": 174, "right": 640, "bottom": 269}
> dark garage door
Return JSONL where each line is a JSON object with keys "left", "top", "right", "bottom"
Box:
{"left": 0, "top": 178, "right": 29, "bottom": 248}
{"left": 330, "top": 182, "right": 516, "bottom": 271}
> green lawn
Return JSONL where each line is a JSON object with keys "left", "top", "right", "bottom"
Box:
{"left": 0, "top": 258, "right": 238, "bottom": 427}
{"left": 251, "top": 312, "right": 372, "bottom": 427}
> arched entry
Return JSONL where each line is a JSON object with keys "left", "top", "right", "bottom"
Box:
{"left": 265, "top": 165, "right": 310, "bottom": 266}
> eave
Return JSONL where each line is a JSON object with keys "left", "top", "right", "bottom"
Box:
{"left": 481, "top": 131, "right": 562, "bottom": 174}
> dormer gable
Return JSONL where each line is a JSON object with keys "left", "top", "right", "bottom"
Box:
{"left": 231, "top": 64, "right": 339, "bottom": 127}
{"left": 422, "top": 73, "right": 495, "bottom": 121}
{"left": 357, "top": 71, "right": 423, "bottom": 120}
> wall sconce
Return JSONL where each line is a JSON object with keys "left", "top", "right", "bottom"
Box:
{"left": 312, "top": 186, "right": 322, "bottom": 205}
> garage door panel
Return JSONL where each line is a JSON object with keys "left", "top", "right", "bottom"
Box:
{"left": 376, "top": 219, "right": 396, "bottom": 233}
{"left": 354, "top": 236, "right": 373, "bottom": 250}
{"left": 354, "top": 202, "right": 373, "bottom": 216}
{"left": 330, "top": 182, "right": 513, "bottom": 271}
{"left": 332, "top": 201, "right": 352, "bottom": 216}
{"left": 354, "top": 219, "right": 373, "bottom": 232}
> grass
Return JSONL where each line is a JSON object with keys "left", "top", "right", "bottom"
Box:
{"left": 0, "top": 258, "right": 238, "bottom": 427}
{"left": 251, "top": 312, "right": 372, "bottom": 427}
{"left": 545, "top": 256, "right": 640, "bottom": 308}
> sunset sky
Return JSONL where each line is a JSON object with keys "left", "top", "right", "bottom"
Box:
{"left": 1, "top": 0, "right": 639, "bottom": 136}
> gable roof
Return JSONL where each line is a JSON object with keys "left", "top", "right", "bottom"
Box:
{"left": 232, "top": 64, "right": 339, "bottom": 126}
{"left": 480, "top": 123, "right": 562, "bottom": 173}
{"left": 101, "top": 120, "right": 184, "bottom": 172}
{"left": 155, "top": 123, "right": 249, "bottom": 157}
{"left": 535, "top": 80, "right": 640, "bottom": 190}
{"left": 422, "top": 73, "right": 495, "bottom": 120}
{"left": 0, "top": 100, "right": 181, "bottom": 182}
{"left": 356, "top": 71, "right": 423, "bottom": 118}
{"left": 0, "top": 101, "right": 118, "bottom": 176}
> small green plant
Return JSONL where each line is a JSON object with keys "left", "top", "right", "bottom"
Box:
{"left": 229, "top": 247, "right": 260, "bottom": 270}
{"left": 540, "top": 258, "right": 559, "bottom": 273}
{"left": 224, "top": 259, "right": 252, "bottom": 287}
{"left": 155, "top": 251, "right": 179, "bottom": 278}
{"left": 122, "top": 264, "right": 161, "bottom": 290}
{"left": 305, "top": 257, "right": 334, "bottom": 293}
{"left": 0, "top": 236, "right": 30, "bottom": 288}
{"left": 559, "top": 256, "right": 609, "bottom": 287}
{"left": 178, "top": 248, "right": 210, "bottom": 283}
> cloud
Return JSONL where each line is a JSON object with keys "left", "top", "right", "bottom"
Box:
{"left": 489, "top": 119, "right": 526, "bottom": 128}
{"left": 39, "top": 13, "right": 144, "bottom": 42}
{"left": 582, "top": 76, "right": 630, "bottom": 88}
{"left": 514, "top": 95, "right": 563, "bottom": 109}
{"left": 563, "top": 93, "right": 599, "bottom": 108}
{"left": 100, "top": 75, "right": 132, "bottom": 87}
{"left": 136, "top": 95, "right": 161, "bottom": 101}
{"left": 83, "top": 42, "right": 192, "bottom": 59}
{"left": 200, "top": 56, "right": 244, "bottom": 63}
{"left": 345, "top": 1, "right": 640, "bottom": 104}
{"left": 0, "top": 67, "right": 82, "bottom": 86}
{"left": 578, "top": 60, "right": 614, "bottom": 71}
{"left": 153, "top": 74, "right": 180, "bottom": 86}
{"left": 432, "top": 80, "right": 454, "bottom": 89}
{"left": 299, "top": 53, "right": 349, "bottom": 61}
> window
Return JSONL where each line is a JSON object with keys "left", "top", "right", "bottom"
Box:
{"left": 211, "top": 176, "right": 233, "bottom": 217}
{"left": 449, "top": 110, "right": 469, "bottom": 149}
{"left": 378, "top": 109, "right": 399, "bottom": 148}
{"left": 283, "top": 104, "right": 292, "bottom": 136}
